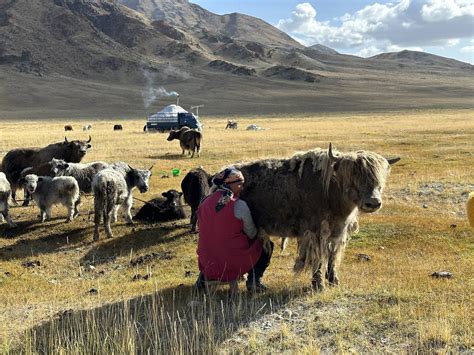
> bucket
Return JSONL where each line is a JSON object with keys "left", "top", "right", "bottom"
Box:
{"left": 171, "top": 168, "right": 181, "bottom": 177}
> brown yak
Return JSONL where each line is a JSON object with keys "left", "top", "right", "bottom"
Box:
{"left": 233, "top": 143, "right": 399, "bottom": 291}
{"left": 1, "top": 136, "right": 92, "bottom": 205}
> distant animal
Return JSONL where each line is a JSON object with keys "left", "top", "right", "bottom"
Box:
{"left": 246, "top": 124, "right": 263, "bottom": 131}
{"left": 225, "top": 120, "right": 238, "bottom": 129}
{"left": 0, "top": 172, "right": 16, "bottom": 228}
{"left": 92, "top": 163, "right": 152, "bottom": 241}
{"left": 24, "top": 174, "right": 80, "bottom": 223}
{"left": 181, "top": 167, "right": 212, "bottom": 232}
{"left": 113, "top": 124, "right": 123, "bottom": 131}
{"left": 64, "top": 125, "right": 73, "bottom": 131}
{"left": 167, "top": 127, "right": 202, "bottom": 158}
{"left": 50, "top": 158, "right": 109, "bottom": 193}
{"left": 467, "top": 192, "right": 474, "bottom": 227}
{"left": 1, "top": 136, "right": 92, "bottom": 205}
{"left": 232, "top": 143, "right": 400, "bottom": 291}
{"left": 134, "top": 189, "right": 186, "bottom": 222}
{"left": 83, "top": 124, "right": 92, "bottom": 131}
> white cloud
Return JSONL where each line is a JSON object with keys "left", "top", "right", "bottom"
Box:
{"left": 460, "top": 45, "right": 474, "bottom": 52}
{"left": 276, "top": 0, "right": 474, "bottom": 58}
{"left": 421, "top": 0, "right": 474, "bottom": 22}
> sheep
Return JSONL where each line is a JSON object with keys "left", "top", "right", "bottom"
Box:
{"left": 134, "top": 189, "right": 186, "bottom": 223}
{"left": 50, "top": 158, "right": 109, "bottom": 193}
{"left": 24, "top": 174, "right": 80, "bottom": 223}
{"left": 0, "top": 172, "right": 16, "bottom": 228}
{"left": 92, "top": 163, "right": 152, "bottom": 241}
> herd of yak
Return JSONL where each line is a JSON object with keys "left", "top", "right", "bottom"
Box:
{"left": 0, "top": 131, "right": 401, "bottom": 290}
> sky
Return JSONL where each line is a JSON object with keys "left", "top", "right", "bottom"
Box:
{"left": 190, "top": 0, "right": 474, "bottom": 64}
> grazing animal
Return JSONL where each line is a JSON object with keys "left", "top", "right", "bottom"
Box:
{"left": 51, "top": 158, "right": 109, "bottom": 193}
{"left": 113, "top": 124, "right": 123, "bottom": 131}
{"left": 232, "top": 143, "right": 399, "bottom": 291}
{"left": 225, "top": 120, "right": 238, "bottom": 129}
{"left": 64, "top": 125, "right": 73, "bottom": 131}
{"left": 0, "top": 172, "right": 16, "bottom": 227}
{"left": 167, "top": 127, "right": 202, "bottom": 158}
{"left": 92, "top": 163, "right": 152, "bottom": 241}
{"left": 83, "top": 124, "right": 92, "bottom": 131}
{"left": 181, "top": 168, "right": 212, "bottom": 232}
{"left": 134, "top": 189, "right": 186, "bottom": 222}
{"left": 467, "top": 192, "right": 474, "bottom": 227}
{"left": 1, "top": 136, "right": 92, "bottom": 204}
{"left": 24, "top": 174, "right": 80, "bottom": 223}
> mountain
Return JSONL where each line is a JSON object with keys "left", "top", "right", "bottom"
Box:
{"left": 117, "top": 0, "right": 301, "bottom": 48}
{"left": 0, "top": 0, "right": 472, "bottom": 119}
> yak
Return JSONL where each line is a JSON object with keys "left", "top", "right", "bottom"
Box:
{"left": 1, "top": 136, "right": 92, "bottom": 204}
{"left": 167, "top": 127, "right": 202, "bottom": 158}
{"left": 233, "top": 143, "right": 399, "bottom": 291}
{"left": 181, "top": 167, "right": 212, "bottom": 232}
{"left": 134, "top": 189, "right": 186, "bottom": 223}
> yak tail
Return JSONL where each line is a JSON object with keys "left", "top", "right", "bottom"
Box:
{"left": 194, "top": 132, "right": 201, "bottom": 155}
{"left": 104, "top": 181, "right": 115, "bottom": 217}
{"left": 293, "top": 220, "right": 331, "bottom": 274}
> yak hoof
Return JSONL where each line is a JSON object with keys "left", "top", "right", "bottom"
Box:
{"left": 311, "top": 281, "right": 325, "bottom": 292}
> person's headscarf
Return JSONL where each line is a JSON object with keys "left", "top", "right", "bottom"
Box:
{"left": 211, "top": 167, "right": 245, "bottom": 212}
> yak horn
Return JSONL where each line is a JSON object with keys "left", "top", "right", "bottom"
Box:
{"left": 148, "top": 164, "right": 155, "bottom": 171}
{"left": 64, "top": 136, "right": 68, "bottom": 143}
{"left": 328, "top": 142, "right": 337, "bottom": 162}
{"left": 387, "top": 157, "right": 400, "bottom": 165}
{"left": 87, "top": 135, "right": 92, "bottom": 143}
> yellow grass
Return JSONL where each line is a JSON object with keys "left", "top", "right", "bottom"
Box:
{"left": 0, "top": 109, "right": 473, "bottom": 353}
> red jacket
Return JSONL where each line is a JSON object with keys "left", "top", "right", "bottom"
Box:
{"left": 197, "top": 191, "right": 263, "bottom": 281}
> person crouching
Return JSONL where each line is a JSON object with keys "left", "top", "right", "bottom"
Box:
{"left": 196, "top": 167, "right": 273, "bottom": 292}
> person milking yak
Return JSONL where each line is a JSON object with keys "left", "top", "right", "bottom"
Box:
{"left": 195, "top": 167, "right": 273, "bottom": 292}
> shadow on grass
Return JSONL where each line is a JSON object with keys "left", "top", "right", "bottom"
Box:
{"left": 147, "top": 153, "right": 196, "bottom": 161}
{"left": 23, "top": 284, "right": 302, "bottom": 353}
{"left": 80, "top": 222, "right": 192, "bottom": 265}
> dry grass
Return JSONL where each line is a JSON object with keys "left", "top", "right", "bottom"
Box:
{"left": 0, "top": 109, "right": 473, "bottom": 353}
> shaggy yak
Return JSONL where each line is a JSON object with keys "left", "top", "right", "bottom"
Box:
{"left": 134, "top": 189, "right": 186, "bottom": 222}
{"left": 1, "top": 136, "right": 92, "bottom": 205}
{"left": 233, "top": 143, "right": 399, "bottom": 291}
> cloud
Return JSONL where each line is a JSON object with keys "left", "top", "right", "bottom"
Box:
{"left": 276, "top": 0, "right": 474, "bottom": 58}
{"left": 421, "top": 0, "right": 474, "bottom": 22}
{"left": 460, "top": 45, "right": 474, "bottom": 53}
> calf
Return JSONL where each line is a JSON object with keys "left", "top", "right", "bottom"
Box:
{"left": 19, "top": 160, "right": 57, "bottom": 206}
{"left": 181, "top": 168, "right": 211, "bottom": 232}
{"left": 134, "top": 189, "right": 186, "bottom": 222}
{"left": 92, "top": 163, "right": 152, "bottom": 240}
{"left": 24, "top": 174, "right": 80, "bottom": 223}
{"left": 167, "top": 127, "right": 202, "bottom": 158}
{"left": 64, "top": 125, "right": 73, "bottom": 131}
{"left": 0, "top": 172, "right": 16, "bottom": 227}
{"left": 113, "top": 124, "right": 123, "bottom": 131}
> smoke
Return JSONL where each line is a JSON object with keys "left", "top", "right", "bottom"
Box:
{"left": 142, "top": 69, "right": 179, "bottom": 109}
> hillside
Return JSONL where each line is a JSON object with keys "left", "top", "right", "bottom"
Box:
{"left": 0, "top": 0, "right": 472, "bottom": 118}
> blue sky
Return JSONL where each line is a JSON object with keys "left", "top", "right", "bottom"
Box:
{"left": 191, "top": 0, "right": 474, "bottom": 64}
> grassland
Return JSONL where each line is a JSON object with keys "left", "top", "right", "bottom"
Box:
{"left": 0, "top": 109, "right": 473, "bottom": 353}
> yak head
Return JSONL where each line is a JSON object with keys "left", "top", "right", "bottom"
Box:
{"left": 64, "top": 136, "right": 92, "bottom": 162}
{"left": 162, "top": 189, "right": 183, "bottom": 208}
{"left": 50, "top": 158, "right": 69, "bottom": 175}
{"left": 327, "top": 143, "right": 400, "bottom": 213}
{"left": 127, "top": 165, "right": 153, "bottom": 193}
{"left": 24, "top": 174, "right": 43, "bottom": 194}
